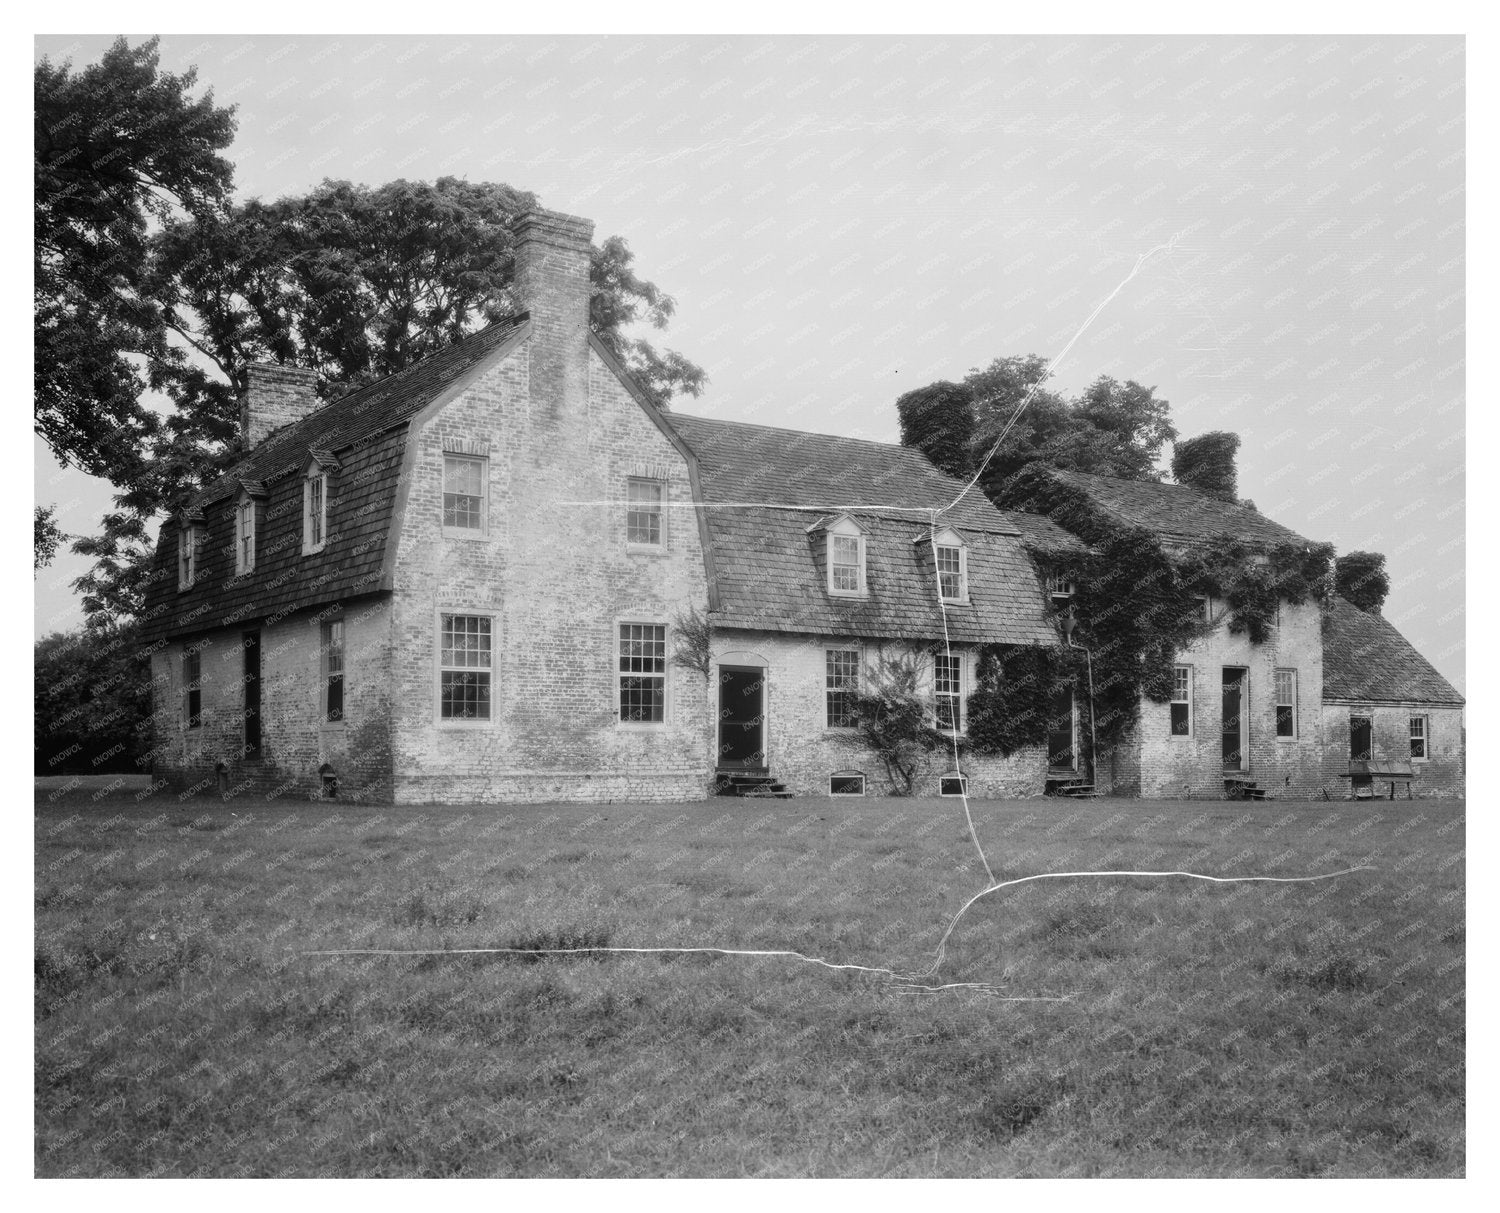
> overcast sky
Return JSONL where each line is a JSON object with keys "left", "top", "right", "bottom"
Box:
{"left": 33, "top": 33, "right": 1464, "bottom": 691}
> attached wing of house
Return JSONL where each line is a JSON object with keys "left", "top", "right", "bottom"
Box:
{"left": 1322, "top": 598, "right": 1465, "bottom": 706}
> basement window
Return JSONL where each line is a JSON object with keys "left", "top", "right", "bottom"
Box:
{"left": 829, "top": 772, "right": 866, "bottom": 796}
{"left": 939, "top": 774, "right": 969, "bottom": 797}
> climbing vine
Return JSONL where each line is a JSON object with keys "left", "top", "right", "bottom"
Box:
{"left": 980, "top": 462, "right": 1336, "bottom": 756}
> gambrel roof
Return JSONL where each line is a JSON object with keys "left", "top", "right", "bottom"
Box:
{"left": 1322, "top": 598, "right": 1465, "bottom": 706}
{"left": 666, "top": 413, "right": 1067, "bottom": 645}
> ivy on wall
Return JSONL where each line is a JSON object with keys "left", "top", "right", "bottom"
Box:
{"left": 971, "top": 462, "right": 1337, "bottom": 757}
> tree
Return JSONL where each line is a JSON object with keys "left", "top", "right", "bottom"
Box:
{"left": 34, "top": 624, "right": 155, "bottom": 775}
{"left": 899, "top": 356, "right": 1177, "bottom": 496}
{"left": 1335, "top": 551, "right": 1390, "bottom": 614}
{"left": 35, "top": 506, "right": 66, "bottom": 571}
{"left": 35, "top": 36, "right": 237, "bottom": 485}
{"left": 71, "top": 174, "right": 708, "bottom": 625}
{"left": 843, "top": 651, "right": 950, "bottom": 795}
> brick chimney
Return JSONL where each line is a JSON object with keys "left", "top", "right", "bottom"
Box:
{"left": 241, "top": 363, "right": 321, "bottom": 449}
{"left": 512, "top": 208, "right": 594, "bottom": 424}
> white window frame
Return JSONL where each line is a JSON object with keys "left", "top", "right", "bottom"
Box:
{"left": 825, "top": 647, "right": 861, "bottom": 729}
{"left": 442, "top": 454, "right": 488, "bottom": 537}
{"left": 303, "top": 470, "right": 328, "bottom": 554}
{"left": 234, "top": 495, "right": 257, "bottom": 575}
{"left": 625, "top": 477, "right": 667, "bottom": 550}
{"left": 1410, "top": 714, "right": 1429, "bottom": 761}
{"left": 436, "top": 611, "right": 495, "bottom": 725}
{"left": 939, "top": 773, "right": 969, "bottom": 797}
{"left": 825, "top": 516, "right": 868, "bottom": 598}
{"left": 932, "top": 527, "right": 968, "bottom": 603}
{"left": 1275, "top": 668, "right": 1298, "bottom": 740}
{"left": 1170, "top": 664, "right": 1193, "bottom": 737}
{"left": 321, "top": 619, "right": 345, "bottom": 726}
{"left": 1047, "top": 573, "right": 1075, "bottom": 602}
{"left": 934, "top": 650, "right": 964, "bottom": 733}
{"left": 177, "top": 524, "right": 201, "bottom": 590}
{"left": 829, "top": 771, "right": 866, "bottom": 796}
{"left": 618, "top": 621, "right": 669, "bottom": 727}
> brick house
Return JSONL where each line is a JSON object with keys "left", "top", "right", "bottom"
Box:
{"left": 138, "top": 206, "right": 1077, "bottom": 804}
{"left": 138, "top": 205, "right": 1462, "bottom": 805}
{"left": 1009, "top": 467, "right": 1465, "bottom": 800}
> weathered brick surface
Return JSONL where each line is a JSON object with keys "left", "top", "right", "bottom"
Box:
{"left": 1113, "top": 599, "right": 1328, "bottom": 799}
{"left": 1320, "top": 702, "right": 1465, "bottom": 799}
{"left": 386, "top": 340, "right": 713, "bottom": 805}
{"left": 147, "top": 598, "right": 394, "bottom": 803}
{"left": 710, "top": 628, "right": 1047, "bottom": 798}
{"left": 241, "top": 363, "right": 321, "bottom": 449}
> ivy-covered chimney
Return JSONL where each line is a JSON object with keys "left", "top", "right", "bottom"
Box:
{"left": 1171, "top": 431, "right": 1240, "bottom": 501}
{"left": 241, "top": 363, "right": 320, "bottom": 449}
{"left": 1335, "top": 551, "right": 1390, "bottom": 613}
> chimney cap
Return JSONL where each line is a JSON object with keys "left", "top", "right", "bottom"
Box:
{"left": 513, "top": 207, "right": 594, "bottom": 247}
{"left": 246, "top": 361, "right": 319, "bottom": 385}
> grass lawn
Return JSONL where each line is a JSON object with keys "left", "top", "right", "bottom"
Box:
{"left": 35, "top": 789, "right": 1464, "bottom": 1177}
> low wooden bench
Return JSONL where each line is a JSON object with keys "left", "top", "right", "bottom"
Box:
{"left": 1341, "top": 759, "right": 1415, "bottom": 800}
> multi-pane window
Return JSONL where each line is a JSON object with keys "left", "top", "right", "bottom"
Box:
{"left": 184, "top": 650, "right": 202, "bottom": 729}
{"left": 439, "top": 614, "right": 492, "bottom": 720}
{"left": 1048, "top": 573, "right": 1075, "bottom": 601}
{"left": 626, "top": 478, "right": 665, "bottom": 546}
{"left": 1275, "top": 668, "right": 1297, "bottom": 738}
{"left": 323, "top": 620, "right": 344, "bottom": 723}
{"left": 1170, "top": 665, "right": 1192, "bottom": 735}
{"left": 443, "top": 456, "right": 486, "bottom": 531}
{"left": 826, "top": 648, "right": 859, "bottom": 728}
{"left": 304, "top": 473, "right": 326, "bottom": 552}
{"left": 935, "top": 652, "right": 962, "bottom": 731}
{"left": 831, "top": 534, "right": 863, "bottom": 593}
{"left": 619, "top": 623, "right": 667, "bottom": 723}
{"left": 1410, "top": 715, "right": 1428, "bottom": 760}
{"left": 178, "top": 525, "right": 200, "bottom": 590}
{"left": 936, "top": 544, "right": 965, "bottom": 601}
{"left": 236, "top": 499, "right": 256, "bottom": 574}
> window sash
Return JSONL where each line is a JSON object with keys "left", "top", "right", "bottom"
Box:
{"left": 238, "top": 503, "right": 255, "bottom": 571}
{"left": 825, "top": 648, "right": 859, "bottom": 728}
{"left": 439, "top": 614, "right": 492, "bottom": 719}
{"left": 324, "top": 621, "right": 344, "bottom": 722}
{"left": 936, "top": 545, "right": 964, "bottom": 599}
{"left": 1170, "top": 665, "right": 1191, "bottom": 736}
{"left": 935, "top": 653, "right": 961, "bottom": 731}
{"left": 619, "top": 624, "right": 666, "bottom": 723}
{"left": 626, "top": 479, "right": 664, "bottom": 545}
{"left": 178, "top": 528, "right": 197, "bottom": 587}
{"left": 1275, "top": 669, "right": 1297, "bottom": 738}
{"left": 1410, "top": 715, "right": 1428, "bottom": 759}
{"left": 184, "top": 652, "right": 202, "bottom": 729}
{"left": 831, "top": 534, "right": 862, "bottom": 592}
{"left": 307, "top": 476, "right": 325, "bottom": 548}
{"left": 443, "top": 456, "right": 486, "bottom": 530}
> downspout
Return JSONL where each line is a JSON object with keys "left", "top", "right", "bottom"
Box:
{"left": 1061, "top": 607, "right": 1099, "bottom": 785}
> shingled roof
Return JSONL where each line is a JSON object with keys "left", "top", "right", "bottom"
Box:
{"left": 666, "top": 413, "right": 1065, "bottom": 645}
{"left": 1045, "top": 466, "right": 1312, "bottom": 548}
{"left": 194, "top": 314, "right": 530, "bottom": 506}
{"left": 1322, "top": 598, "right": 1464, "bottom": 705}
{"left": 139, "top": 316, "right": 530, "bottom": 644}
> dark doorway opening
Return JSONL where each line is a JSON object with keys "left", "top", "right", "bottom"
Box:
{"left": 717, "top": 666, "right": 766, "bottom": 770}
{"left": 1350, "top": 714, "right": 1373, "bottom": 762}
{"left": 1222, "top": 667, "right": 1246, "bottom": 770}
{"left": 1047, "top": 684, "right": 1077, "bottom": 772}
{"left": 243, "top": 630, "right": 262, "bottom": 759}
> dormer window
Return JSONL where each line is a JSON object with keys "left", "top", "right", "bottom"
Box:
{"left": 303, "top": 468, "right": 328, "bottom": 554}
{"left": 823, "top": 515, "right": 868, "bottom": 597}
{"left": 235, "top": 494, "right": 257, "bottom": 575}
{"left": 931, "top": 527, "right": 968, "bottom": 603}
{"left": 1047, "top": 573, "right": 1074, "bottom": 603}
{"left": 177, "top": 523, "right": 202, "bottom": 590}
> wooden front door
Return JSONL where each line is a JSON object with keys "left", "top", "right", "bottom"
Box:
{"left": 1048, "top": 684, "right": 1077, "bottom": 771}
{"left": 1222, "top": 667, "right": 1246, "bottom": 770}
{"left": 717, "top": 666, "right": 766, "bottom": 770}
{"left": 243, "top": 630, "right": 262, "bottom": 759}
